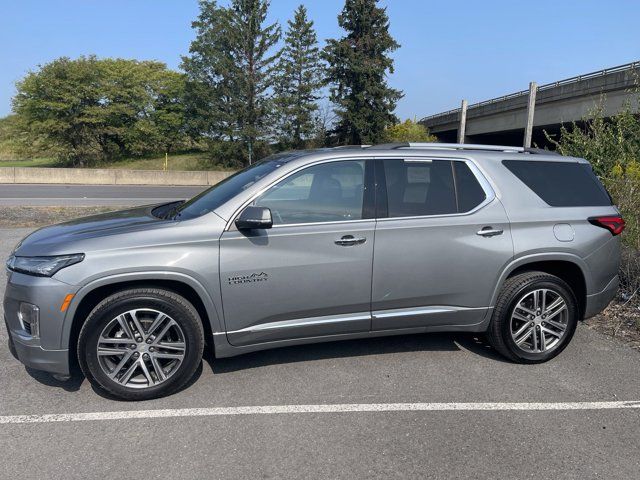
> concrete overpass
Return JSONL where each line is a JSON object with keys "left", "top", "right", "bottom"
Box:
{"left": 420, "top": 62, "right": 640, "bottom": 148}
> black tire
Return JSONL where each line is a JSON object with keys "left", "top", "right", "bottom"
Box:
{"left": 78, "top": 288, "right": 204, "bottom": 401}
{"left": 487, "top": 271, "right": 578, "bottom": 363}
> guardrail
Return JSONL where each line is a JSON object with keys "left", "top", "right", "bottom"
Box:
{"left": 0, "top": 167, "right": 233, "bottom": 186}
{"left": 420, "top": 61, "right": 640, "bottom": 123}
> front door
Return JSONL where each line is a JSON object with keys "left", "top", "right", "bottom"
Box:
{"left": 371, "top": 158, "right": 513, "bottom": 330}
{"left": 219, "top": 159, "right": 375, "bottom": 346}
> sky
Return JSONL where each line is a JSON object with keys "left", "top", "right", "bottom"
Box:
{"left": 1, "top": 0, "right": 639, "bottom": 119}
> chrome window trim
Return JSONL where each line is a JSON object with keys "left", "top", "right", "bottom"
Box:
{"left": 224, "top": 157, "right": 371, "bottom": 231}
{"left": 224, "top": 154, "right": 497, "bottom": 230}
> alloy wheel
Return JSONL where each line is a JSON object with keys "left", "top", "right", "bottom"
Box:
{"left": 510, "top": 288, "right": 569, "bottom": 354}
{"left": 96, "top": 308, "right": 186, "bottom": 389}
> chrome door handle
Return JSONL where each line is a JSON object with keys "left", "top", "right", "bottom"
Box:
{"left": 477, "top": 227, "right": 504, "bottom": 237}
{"left": 335, "top": 235, "right": 367, "bottom": 246}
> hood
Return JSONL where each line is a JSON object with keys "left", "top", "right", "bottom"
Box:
{"left": 14, "top": 204, "right": 176, "bottom": 257}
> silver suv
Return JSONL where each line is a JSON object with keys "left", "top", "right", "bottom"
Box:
{"left": 4, "top": 143, "right": 623, "bottom": 400}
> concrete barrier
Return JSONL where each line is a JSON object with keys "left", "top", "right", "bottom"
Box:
{"left": 0, "top": 167, "right": 234, "bottom": 186}
{"left": 0, "top": 167, "right": 15, "bottom": 183}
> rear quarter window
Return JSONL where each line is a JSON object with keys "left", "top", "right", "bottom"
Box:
{"left": 502, "top": 160, "right": 611, "bottom": 207}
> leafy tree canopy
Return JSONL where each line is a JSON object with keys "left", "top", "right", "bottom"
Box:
{"left": 12, "top": 56, "right": 189, "bottom": 166}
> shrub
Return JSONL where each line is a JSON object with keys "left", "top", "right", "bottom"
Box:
{"left": 383, "top": 119, "right": 437, "bottom": 143}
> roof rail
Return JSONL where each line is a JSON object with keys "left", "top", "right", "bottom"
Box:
{"left": 369, "top": 142, "right": 525, "bottom": 152}
{"left": 368, "top": 143, "right": 561, "bottom": 155}
{"left": 332, "top": 145, "right": 371, "bottom": 150}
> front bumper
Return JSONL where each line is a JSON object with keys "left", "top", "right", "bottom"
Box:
{"left": 3, "top": 270, "right": 76, "bottom": 375}
{"left": 584, "top": 274, "right": 619, "bottom": 319}
{"left": 6, "top": 326, "right": 70, "bottom": 375}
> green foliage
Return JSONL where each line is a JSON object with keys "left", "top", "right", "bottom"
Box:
{"left": 12, "top": 56, "right": 190, "bottom": 166}
{"left": 548, "top": 100, "right": 640, "bottom": 249}
{"left": 273, "top": 5, "right": 324, "bottom": 149}
{"left": 383, "top": 119, "right": 436, "bottom": 143}
{"left": 0, "top": 114, "right": 52, "bottom": 161}
{"left": 323, "top": 0, "right": 403, "bottom": 145}
{"left": 182, "top": 0, "right": 280, "bottom": 167}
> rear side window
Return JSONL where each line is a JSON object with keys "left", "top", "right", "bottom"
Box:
{"left": 503, "top": 160, "right": 611, "bottom": 207}
{"left": 453, "top": 161, "right": 486, "bottom": 212}
{"left": 383, "top": 160, "right": 455, "bottom": 217}
{"left": 383, "top": 159, "right": 489, "bottom": 217}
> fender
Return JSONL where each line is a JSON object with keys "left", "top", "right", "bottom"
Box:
{"left": 489, "top": 252, "right": 591, "bottom": 309}
{"left": 59, "top": 270, "right": 224, "bottom": 350}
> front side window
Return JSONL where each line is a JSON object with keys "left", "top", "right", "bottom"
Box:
{"left": 174, "top": 154, "right": 299, "bottom": 220}
{"left": 254, "top": 160, "right": 366, "bottom": 225}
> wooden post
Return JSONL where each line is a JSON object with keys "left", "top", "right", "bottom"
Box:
{"left": 524, "top": 82, "right": 537, "bottom": 148}
{"left": 457, "top": 99, "right": 468, "bottom": 144}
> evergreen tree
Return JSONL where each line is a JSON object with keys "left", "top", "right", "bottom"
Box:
{"left": 323, "top": 0, "right": 403, "bottom": 145}
{"left": 182, "top": 0, "right": 280, "bottom": 166}
{"left": 274, "top": 5, "right": 323, "bottom": 149}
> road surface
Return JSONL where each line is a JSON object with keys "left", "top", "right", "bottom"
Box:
{"left": 0, "top": 184, "right": 207, "bottom": 206}
{"left": 1, "top": 227, "right": 639, "bottom": 479}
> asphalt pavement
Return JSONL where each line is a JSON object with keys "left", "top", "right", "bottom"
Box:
{"left": 0, "top": 184, "right": 207, "bottom": 206}
{"left": 1, "top": 227, "right": 639, "bottom": 479}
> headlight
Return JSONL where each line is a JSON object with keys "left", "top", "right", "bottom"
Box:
{"left": 6, "top": 253, "right": 85, "bottom": 277}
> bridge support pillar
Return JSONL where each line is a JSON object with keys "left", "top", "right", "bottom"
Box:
{"left": 457, "top": 99, "right": 468, "bottom": 144}
{"left": 524, "top": 82, "right": 538, "bottom": 148}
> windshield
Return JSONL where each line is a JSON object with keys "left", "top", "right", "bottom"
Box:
{"left": 173, "top": 153, "right": 300, "bottom": 220}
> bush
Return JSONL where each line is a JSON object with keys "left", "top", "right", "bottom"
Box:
{"left": 382, "top": 119, "right": 437, "bottom": 143}
{"left": 620, "top": 246, "right": 640, "bottom": 304}
{"left": 548, "top": 100, "right": 640, "bottom": 249}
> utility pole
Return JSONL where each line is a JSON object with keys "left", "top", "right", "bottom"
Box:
{"left": 523, "top": 81, "right": 537, "bottom": 148}
{"left": 458, "top": 99, "right": 468, "bottom": 144}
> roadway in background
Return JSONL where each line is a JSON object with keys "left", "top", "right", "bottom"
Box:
{"left": 0, "top": 184, "right": 207, "bottom": 206}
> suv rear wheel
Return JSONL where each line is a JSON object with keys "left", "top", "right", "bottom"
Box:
{"left": 78, "top": 288, "right": 204, "bottom": 401}
{"left": 488, "top": 272, "right": 578, "bottom": 363}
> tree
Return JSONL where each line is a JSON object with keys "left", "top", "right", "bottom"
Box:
{"left": 12, "top": 56, "right": 188, "bottom": 166}
{"left": 182, "top": 0, "right": 280, "bottom": 166}
{"left": 323, "top": 0, "right": 403, "bottom": 145}
{"left": 383, "top": 119, "right": 436, "bottom": 143}
{"left": 273, "top": 5, "right": 323, "bottom": 149}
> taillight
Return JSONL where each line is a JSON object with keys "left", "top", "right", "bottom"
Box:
{"left": 588, "top": 215, "right": 625, "bottom": 236}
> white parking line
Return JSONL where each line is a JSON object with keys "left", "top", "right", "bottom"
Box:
{"left": 1, "top": 401, "right": 639, "bottom": 425}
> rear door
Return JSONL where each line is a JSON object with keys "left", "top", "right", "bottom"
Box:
{"left": 219, "top": 159, "right": 376, "bottom": 346}
{"left": 371, "top": 157, "right": 513, "bottom": 330}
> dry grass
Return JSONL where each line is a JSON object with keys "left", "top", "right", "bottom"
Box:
{"left": 586, "top": 300, "right": 640, "bottom": 351}
{"left": 0, "top": 206, "right": 118, "bottom": 228}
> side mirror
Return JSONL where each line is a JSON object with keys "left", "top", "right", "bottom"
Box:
{"left": 235, "top": 206, "right": 273, "bottom": 230}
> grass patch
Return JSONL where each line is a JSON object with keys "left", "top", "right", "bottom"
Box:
{"left": 0, "top": 157, "right": 59, "bottom": 167}
{"left": 104, "top": 153, "right": 222, "bottom": 171}
{"left": 0, "top": 153, "right": 231, "bottom": 171}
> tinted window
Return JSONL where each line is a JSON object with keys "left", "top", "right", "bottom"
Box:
{"left": 503, "top": 160, "right": 611, "bottom": 207}
{"left": 255, "top": 160, "right": 365, "bottom": 225}
{"left": 384, "top": 160, "right": 457, "bottom": 217}
{"left": 175, "top": 156, "right": 291, "bottom": 220}
{"left": 454, "top": 161, "right": 486, "bottom": 212}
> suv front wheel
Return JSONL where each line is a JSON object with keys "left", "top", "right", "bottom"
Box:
{"left": 78, "top": 288, "right": 204, "bottom": 400}
{"left": 488, "top": 272, "right": 578, "bottom": 363}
